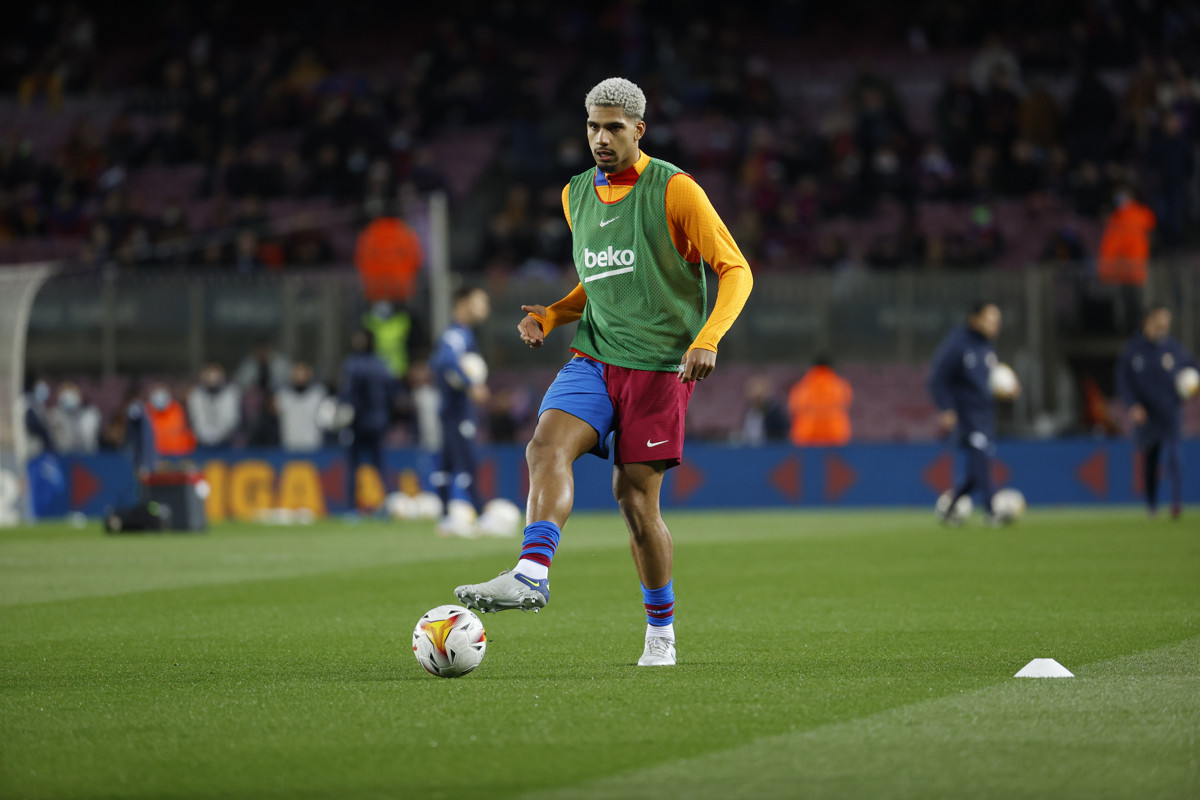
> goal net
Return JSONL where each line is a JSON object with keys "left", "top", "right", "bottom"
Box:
{"left": 0, "top": 263, "right": 58, "bottom": 525}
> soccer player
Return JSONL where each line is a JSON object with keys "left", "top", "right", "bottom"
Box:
{"left": 454, "top": 77, "right": 753, "bottom": 667}
{"left": 430, "top": 286, "right": 491, "bottom": 536}
{"left": 927, "top": 301, "right": 1019, "bottom": 527}
{"left": 1115, "top": 304, "right": 1198, "bottom": 520}
{"left": 338, "top": 329, "right": 392, "bottom": 514}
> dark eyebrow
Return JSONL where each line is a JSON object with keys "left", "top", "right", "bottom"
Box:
{"left": 587, "top": 119, "right": 627, "bottom": 129}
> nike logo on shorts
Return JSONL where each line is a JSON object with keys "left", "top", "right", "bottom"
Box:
{"left": 646, "top": 439, "right": 669, "bottom": 448}
{"left": 599, "top": 216, "right": 620, "bottom": 227}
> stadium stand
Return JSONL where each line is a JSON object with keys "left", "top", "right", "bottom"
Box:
{"left": 4, "top": 1, "right": 1199, "bottom": 447}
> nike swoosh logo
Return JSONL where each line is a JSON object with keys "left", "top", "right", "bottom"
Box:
{"left": 599, "top": 216, "right": 620, "bottom": 227}
{"left": 514, "top": 574, "right": 542, "bottom": 589}
{"left": 646, "top": 439, "right": 669, "bottom": 448}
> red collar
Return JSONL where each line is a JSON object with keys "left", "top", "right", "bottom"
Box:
{"left": 593, "top": 155, "right": 645, "bottom": 187}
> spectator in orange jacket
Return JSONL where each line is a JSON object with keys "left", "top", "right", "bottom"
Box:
{"left": 1097, "top": 186, "right": 1156, "bottom": 287}
{"left": 788, "top": 356, "right": 853, "bottom": 446}
{"left": 1097, "top": 185, "right": 1156, "bottom": 334}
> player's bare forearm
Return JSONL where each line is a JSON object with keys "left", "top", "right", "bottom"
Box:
{"left": 678, "top": 347, "right": 716, "bottom": 383}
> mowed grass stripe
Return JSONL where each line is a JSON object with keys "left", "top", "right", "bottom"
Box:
{"left": 517, "top": 636, "right": 1200, "bottom": 800}
{"left": 0, "top": 506, "right": 1001, "bottom": 608}
{"left": 0, "top": 509, "right": 1196, "bottom": 799}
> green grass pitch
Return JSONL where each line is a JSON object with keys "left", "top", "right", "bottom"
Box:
{"left": 1, "top": 507, "right": 1197, "bottom": 799}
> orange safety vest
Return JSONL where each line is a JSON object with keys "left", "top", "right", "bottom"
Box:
{"left": 1097, "top": 201, "right": 1156, "bottom": 286}
{"left": 787, "top": 366, "right": 853, "bottom": 446}
{"left": 145, "top": 400, "right": 197, "bottom": 457}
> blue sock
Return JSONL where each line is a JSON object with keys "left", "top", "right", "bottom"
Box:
{"left": 642, "top": 580, "right": 674, "bottom": 627}
{"left": 515, "top": 521, "right": 561, "bottom": 580}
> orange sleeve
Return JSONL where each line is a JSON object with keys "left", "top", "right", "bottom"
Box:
{"left": 561, "top": 184, "right": 572, "bottom": 231}
{"left": 527, "top": 282, "right": 588, "bottom": 335}
{"left": 664, "top": 174, "right": 753, "bottom": 353}
{"left": 523, "top": 186, "right": 587, "bottom": 336}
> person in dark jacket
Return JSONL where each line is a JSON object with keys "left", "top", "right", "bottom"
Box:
{"left": 1116, "top": 305, "right": 1198, "bottom": 520}
{"left": 927, "top": 301, "right": 1020, "bottom": 526}
{"left": 430, "top": 286, "right": 492, "bottom": 537}
{"left": 338, "top": 328, "right": 393, "bottom": 513}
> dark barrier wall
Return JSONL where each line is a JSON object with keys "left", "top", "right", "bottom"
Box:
{"left": 40, "top": 438, "right": 1200, "bottom": 520}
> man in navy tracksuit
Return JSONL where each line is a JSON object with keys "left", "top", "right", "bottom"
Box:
{"left": 430, "top": 286, "right": 491, "bottom": 536}
{"left": 928, "top": 302, "right": 1019, "bottom": 526}
{"left": 1116, "top": 304, "right": 1198, "bottom": 520}
{"left": 339, "top": 328, "right": 394, "bottom": 513}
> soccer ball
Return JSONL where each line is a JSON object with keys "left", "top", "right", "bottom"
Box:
{"left": 991, "top": 488, "right": 1026, "bottom": 521}
{"left": 460, "top": 352, "right": 488, "bottom": 385}
{"left": 436, "top": 498, "right": 479, "bottom": 538}
{"left": 412, "top": 604, "right": 487, "bottom": 678}
{"left": 385, "top": 492, "right": 417, "bottom": 520}
{"left": 989, "top": 363, "right": 1019, "bottom": 399}
{"left": 936, "top": 490, "right": 973, "bottom": 523}
{"left": 315, "top": 397, "right": 354, "bottom": 431}
{"left": 413, "top": 491, "right": 443, "bottom": 520}
{"left": 476, "top": 497, "right": 522, "bottom": 537}
{"left": 1177, "top": 367, "right": 1199, "bottom": 400}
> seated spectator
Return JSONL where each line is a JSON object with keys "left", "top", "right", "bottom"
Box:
{"left": 231, "top": 229, "right": 264, "bottom": 272}
{"left": 46, "top": 187, "right": 88, "bottom": 238}
{"left": 23, "top": 376, "right": 56, "bottom": 456}
{"left": 812, "top": 232, "right": 852, "bottom": 270}
{"left": 737, "top": 375, "right": 789, "bottom": 445}
{"left": 1000, "top": 139, "right": 1046, "bottom": 198}
{"left": 136, "top": 110, "right": 197, "bottom": 166}
{"left": 1041, "top": 226, "right": 1086, "bottom": 266}
{"left": 47, "top": 381, "right": 101, "bottom": 454}
{"left": 963, "top": 205, "right": 1005, "bottom": 265}
{"left": 283, "top": 216, "right": 334, "bottom": 265}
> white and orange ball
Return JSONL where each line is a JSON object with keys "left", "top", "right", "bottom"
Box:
{"left": 412, "top": 604, "right": 487, "bottom": 678}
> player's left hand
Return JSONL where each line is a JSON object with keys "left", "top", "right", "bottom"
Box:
{"left": 678, "top": 348, "right": 716, "bottom": 383}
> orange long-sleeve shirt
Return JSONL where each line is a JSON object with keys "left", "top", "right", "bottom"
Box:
{"left": 529, "top": 151, "right": 752, "bottom": 354}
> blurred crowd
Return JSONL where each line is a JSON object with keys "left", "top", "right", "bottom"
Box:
{"left": 22, "top": 332, "right": 536, "bottom": 466}
{"left": 1, "top": 0, "right": 1198, "bottom": 275}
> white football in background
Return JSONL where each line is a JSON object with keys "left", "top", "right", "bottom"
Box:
{"left": 992, "top": 488, "right": 1026, "bottom": 521}
{"left": 1176, "top": 367, "right": 1199, "bottom": 400}
{"left": 989, "top": 363, "right": 1019, "bottom": 399}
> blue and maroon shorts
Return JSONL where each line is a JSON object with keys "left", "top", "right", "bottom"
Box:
{"left": 537, "top": 355, "right": 695, "bottom": 467}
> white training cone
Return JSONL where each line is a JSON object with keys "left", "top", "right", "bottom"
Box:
{"left": 1014, "top": 658, "right": 1074, "bottom": 678}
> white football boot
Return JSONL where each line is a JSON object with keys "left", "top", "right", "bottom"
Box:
{"left": 454, "top": 570, "right": 549, "bottom": 613}
{"left": 637, "top": 636, "right": 677, "bottom": 666}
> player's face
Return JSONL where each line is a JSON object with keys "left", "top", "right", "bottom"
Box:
{"left": 1144, "top": 310, "right": 1171, "bottom": 341}
{"left": 974, "top": 305, "right": 1002, "bottom": 340}
{"left": 468, "top": 290, "right": 490, "bottom": 324}
{"left": 587, "top": 105, "right": 644, "bottom": 173}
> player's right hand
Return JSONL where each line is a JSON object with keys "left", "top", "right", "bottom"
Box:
{"left": 518, "top": 305, "right": 547, "bottom": 348}
{"left": 938, "top": 409, "right": 957, "bottom": 433}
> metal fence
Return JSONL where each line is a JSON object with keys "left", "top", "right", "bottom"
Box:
{"left": 24, "top": 261, "right": 1200, "bottom": 431}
